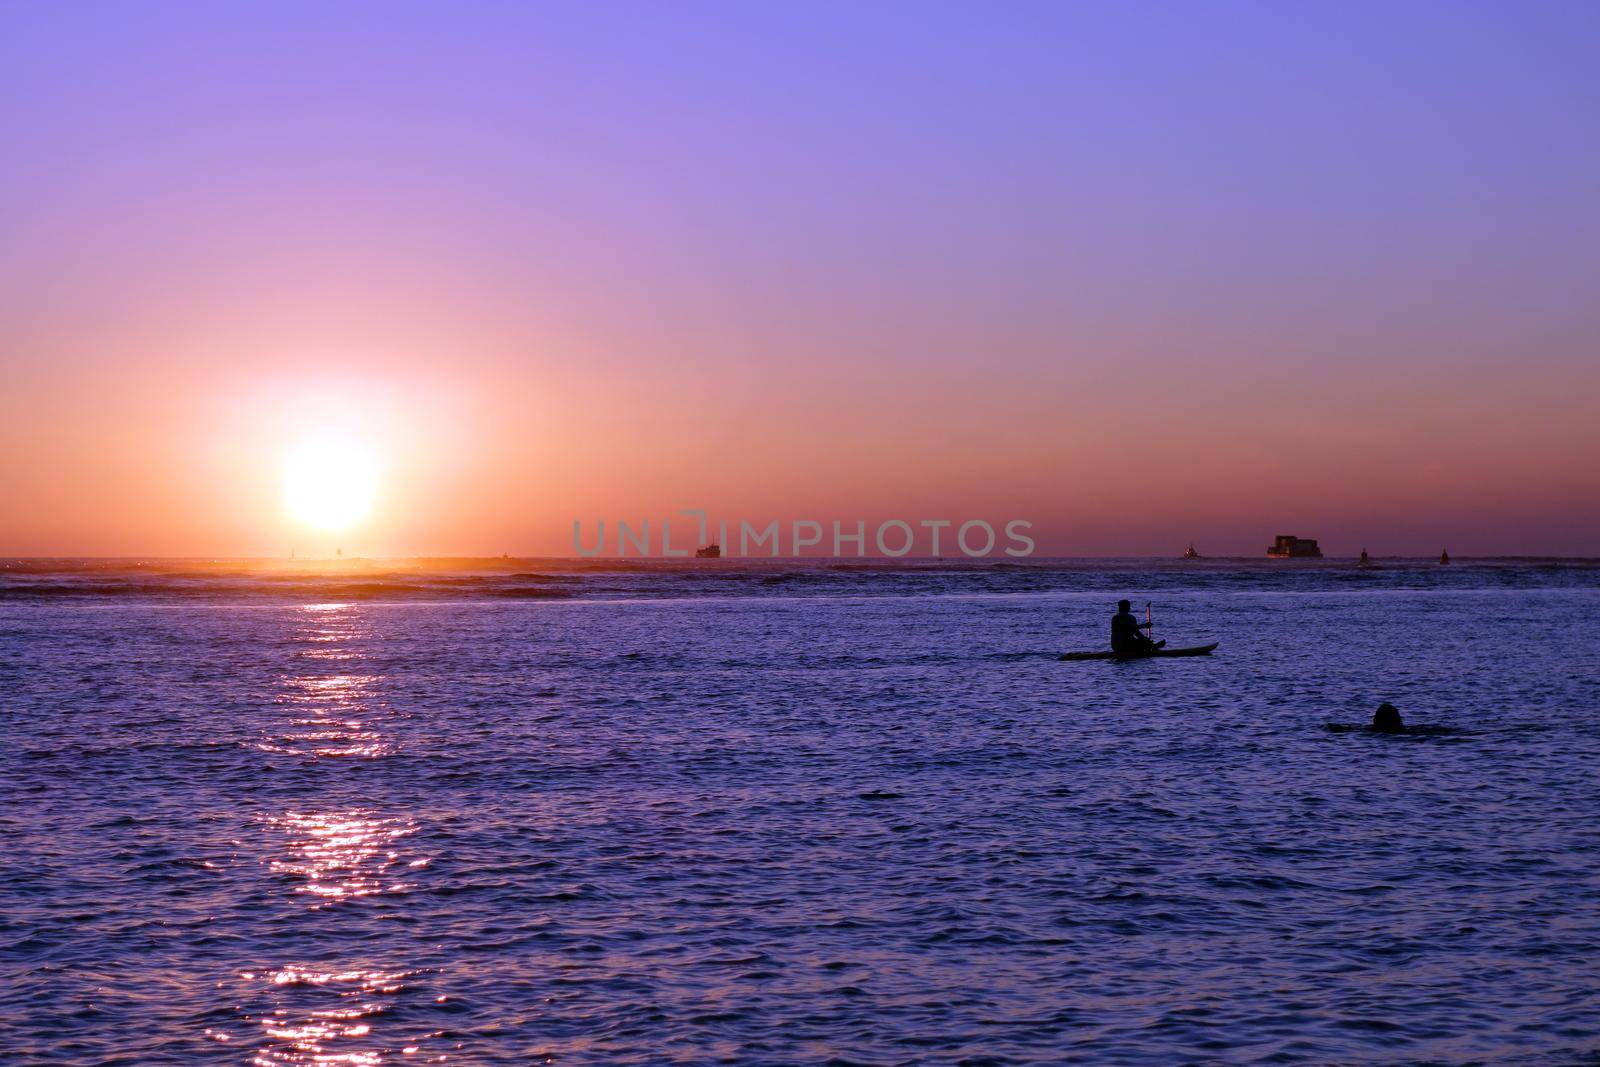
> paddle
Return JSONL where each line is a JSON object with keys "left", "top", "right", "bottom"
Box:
{"left": 1144, "top": 601, "right": 1167, "bottom": 649}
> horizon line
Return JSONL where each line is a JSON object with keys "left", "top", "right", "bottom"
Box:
{"left": 5, "top": 554, "right": 1598, "bottom": 564}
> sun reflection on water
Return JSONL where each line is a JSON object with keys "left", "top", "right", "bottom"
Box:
{"left": 234, "top": 602, "right": 446, "bottom": 1066}
{"left": 255, "top": 605, "right": 393, "bottom": 759}
{"left": 239, "top": 967, "right": 443, "bottom": 1066}
{"left": 267, "top": 810, "right": 422, "bottom": 903}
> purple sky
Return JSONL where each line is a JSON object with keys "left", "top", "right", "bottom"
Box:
{"left": 2, "top": 2, "right": 1597, "bottom": 556}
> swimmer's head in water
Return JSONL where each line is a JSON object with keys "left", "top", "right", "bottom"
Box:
{"left": 1117, "top": 599, "right": 1131, "bottom": 612}
{"left": 1372, "top": 702, "right": 1406, "bottom": 733}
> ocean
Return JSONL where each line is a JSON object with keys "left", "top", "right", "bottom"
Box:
{"left": 3, "top": 557, "right": 1599, "bottom": 1064}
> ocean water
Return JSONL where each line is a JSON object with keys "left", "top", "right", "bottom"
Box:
{"left": 3, "top": 557, "right": 1599, "bottom": 1065}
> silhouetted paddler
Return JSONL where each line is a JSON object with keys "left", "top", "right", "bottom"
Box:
{"left": 1110, "top": 599, "right": 1160, "bottom": 654}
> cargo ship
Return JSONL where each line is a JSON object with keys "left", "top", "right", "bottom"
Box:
{"left": 1267, "top": 535, "right": 1323, "bottom": 559}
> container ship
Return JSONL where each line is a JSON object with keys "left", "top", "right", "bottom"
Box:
{"left": 1267, "top": 535, "right": 1323, "bottom": 559}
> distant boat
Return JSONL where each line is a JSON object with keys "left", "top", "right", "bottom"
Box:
{"left": 1358, "top": 548, "right": 1373, "bottom": 568}
{"left": 1267, "top": 534, "right": 1323, "bottom": 559}
{"left": 1439, "top": 549, "right": 1450, "bottom": 565}
{"left": 1182, "top": 543, "right": 1201, "bottom": 559}
{"left": 695, "top": 543, "right": 722, "bottom": 559}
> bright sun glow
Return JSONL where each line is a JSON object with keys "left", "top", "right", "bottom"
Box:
{"left": 284, "top": 437, "right": 379, "bottom": 531}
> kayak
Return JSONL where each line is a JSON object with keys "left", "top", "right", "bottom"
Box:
{"left": 1058, "top": 642, "right": 1219, "bottom": 662}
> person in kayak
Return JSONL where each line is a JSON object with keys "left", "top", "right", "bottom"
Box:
{"left": 1111, "top": 600, "right": 1163, "bottom": 654}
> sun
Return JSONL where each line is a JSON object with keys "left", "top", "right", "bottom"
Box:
{"left": 283, "top": 437, "right": 380, "bottom": 531}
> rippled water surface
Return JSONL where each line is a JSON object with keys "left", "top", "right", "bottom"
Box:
{"left": 3, "top": 558, "right": 1600, "bottom": 1064}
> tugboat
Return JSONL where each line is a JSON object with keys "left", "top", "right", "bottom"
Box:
{"left": 1267, "top": 535, "right": 1323, "bottom": 559}
{"left": 695, "top": 543, "right": 722, "bottom": 559}
{"left": 1439, "top": 549, "right": 1450, "bottom": 565}
{"left": 1182, "top": 543, "right": 1201, "bottom": 559}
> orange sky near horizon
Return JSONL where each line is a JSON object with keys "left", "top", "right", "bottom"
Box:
{"left": 2, "top": 4, "right": 1598, "bottom": 558}
{"left": 4, "top": 278, "right": 1594, "bottom": 558}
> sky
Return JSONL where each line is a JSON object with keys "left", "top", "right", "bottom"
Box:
{"left": 2, "top": 0, "right": 1597, "bottom": 557}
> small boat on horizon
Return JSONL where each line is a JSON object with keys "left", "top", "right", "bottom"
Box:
{"left": 1182, "top": 543, "right": 1201, "bottom": 559}
{"left": 1358, "top": 548, "right": 1373, "bottom": 568}
{"left": 695, "top": 543, "right": 722, "bottom": 559}
{"left": 1439, "top": 549, "right": 1450, "bottom": 565}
